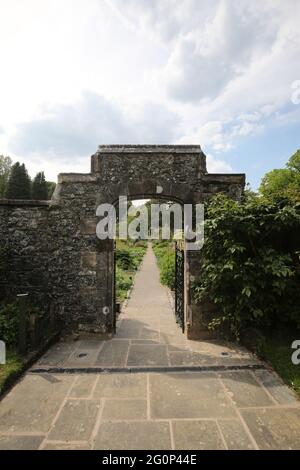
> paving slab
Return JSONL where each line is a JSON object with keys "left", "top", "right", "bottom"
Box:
{"left": 127, "top": 344, "right": 169, "bottom": 367}
{"left": 220, "top": 371, "right": 274, "bottom": 408}
{"left": 172, "top": 420, "right": 225, "bottom": 450}
{"left": 75, "top": 340, "right": 103, "bottom": 350}
{"left": 93, "top": 373, "right": 147, "bottom": 399}
{"left": 101, "top": 399, "right": 147, "bottom": 420}
{"left": 48, "top": 399, "right": 100, "bottom": 441}
{"left": 0, "top": 435, "right": 44, "bottom": 450}
{"left": 36, "top": 343, "right": 75, "bottom": 366}
{"left": 64, "top": 349, "right": 99, "bottom": 367}
{"left": 93, "top": 421, "right": 172, "bottom": 450}
{"left": 69, "top": 375, "right": 98, "bottom": 398}
{"left": 42, "top": 441, "right": 90, "bottom": 450}
{"left": 241, "top": 407, "right": 300, "bottom": 450}
{"left": 0, "top": 374, "right": 74, "bottom": 434}
{"left": 150, "top": 372, "right": 237, "bottom": 419}
{"left": 218, "top": 419, "right": 255, "bottom": 450}
{"left": 254, "top": 369, "right": 299, "bottom": 404}
{"left": 95, "top": 340, "right": 129, "bottom": 367}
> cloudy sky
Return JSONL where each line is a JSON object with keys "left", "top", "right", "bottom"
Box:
{"left": 0, "top": 0, "right": 299, "bottom": 188}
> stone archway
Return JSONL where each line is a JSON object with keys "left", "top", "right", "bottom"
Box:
{"left": 0, "top": 144, "right": 245, "bottom": 339}
{"left": 50, "top": 145, "right": 245, "bottom": 338}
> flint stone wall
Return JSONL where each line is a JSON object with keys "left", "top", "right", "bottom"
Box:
{"left": 0, "top": 145, "right": 245, "bottom": 338}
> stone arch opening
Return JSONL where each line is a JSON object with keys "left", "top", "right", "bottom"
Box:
{"left": 0, "top": 144, "right": 245, "bottom": 339}
{"left": 110, "top": 194, "right": 188, "bottom": 335}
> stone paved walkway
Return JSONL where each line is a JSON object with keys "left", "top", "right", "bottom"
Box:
{"left": 32, "top": 245, "right": 260, "bottom": 370}
{"left": 0, "top": 244, "right": 300, "bottom": 450}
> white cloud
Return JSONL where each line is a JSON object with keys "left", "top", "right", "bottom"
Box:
{"left": 0, "top": 0, "right": 300, "bottom": 182}
{"left": 10, "top": 91, "right": 180, "bottom": 160}
{"left": 206, "top": 154, "right": 232, "bottom": 173}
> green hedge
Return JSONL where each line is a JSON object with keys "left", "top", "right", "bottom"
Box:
{"left": 194, "top": 193, "right": 300, "bottom": 337}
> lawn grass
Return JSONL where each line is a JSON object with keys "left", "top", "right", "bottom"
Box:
{"left": 0, "top": 349, "right": 23, "bottom": 396}
{"left": 261, "top": 329, "right": 300, "bottom": 398}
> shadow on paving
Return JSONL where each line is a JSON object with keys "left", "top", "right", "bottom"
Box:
{"left": 33, "top": 244, "right": 261, "bottom": 370}
{"left": 1, "top": 244, "right": 299, "bottom": 450}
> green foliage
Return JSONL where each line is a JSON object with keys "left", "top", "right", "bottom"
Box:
{"left": 259, "top": 149, "right": 300, "bottom": 203}
{"left": 287, "top": 149, "right": 300, "bottom": 172}
{"left": 32, "top": 171, "right": 48, "bottom": 200}
{"left": 115, "top": 240, "right": 147, "bottom": 302}
{"left": 116, "top": 267, "right": 133, "bottom": 301}
{"left": 194, "top": 193, "right": 300, "bottom": 338}
{"left": 5, "top": 162, "right": 31, "bottom": 200}
{"left": 0, "top": 302, "right": 19, "bottom": 346}
{"left": 0, "top": 155, "right": 12, "bottom": 198}
{"left": 0, "top": 350, "right": 23, "bottom": 396}
{"left": 116, "top": 250, "right": 138, "bottom": 271}
{"left": 47, "top": 181, "right": 56, "bottom": 199}
{"left": 153, "top": 240, "right": 175, "bottom": 289}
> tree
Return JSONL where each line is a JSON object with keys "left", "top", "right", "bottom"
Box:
{"left": 259, "top": 149, "right": 300, "bottom": 203}
{"left": 0, "top": 155, "right": 12, "bottom": 198}
{"left": 287, "top": 149, "right": 300, "bottom": 172}
{"left": 5, "top": 162, "right": 31, "bottom": 199}
{"left": 46, "top": 181, "right": 56, "bottom": 199}
{"left": 32, "top": 171, "right": 48, "bottom": 200}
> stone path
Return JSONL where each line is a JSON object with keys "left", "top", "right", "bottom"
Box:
{"left": 0, "top": 244, "right": 300, "bottom": 450}
{"left": 32, "top": 245, "right": 260, "bottom": 370}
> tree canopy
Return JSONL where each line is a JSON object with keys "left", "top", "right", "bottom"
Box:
{"left": 32, "top": 171, "right": 48, "bottom": 200}
{"left": 5, "top": 162, "right": 31, "bottom": 200}
{"left": 0, "top": 155, "right": 12, "bottom": 198}
{"left": 259, "top": 149, "right": 300, "bottom": 202}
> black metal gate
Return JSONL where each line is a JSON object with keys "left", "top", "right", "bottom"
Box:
{"left": 175, "top": 241, "right": 184, "bottom": 332}
{"left": 113, "top": 239, "right": 117, "bottom": 333}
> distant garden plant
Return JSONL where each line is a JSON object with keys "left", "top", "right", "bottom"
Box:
{"left": 153, "top": 240, "right": 175, "bottom": 290}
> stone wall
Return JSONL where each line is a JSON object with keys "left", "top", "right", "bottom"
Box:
{"left": 0, "top": 145, "right": 245, "bottom": 338}
{"left": 0, "top": 200, "right": 51, "bottom": 306}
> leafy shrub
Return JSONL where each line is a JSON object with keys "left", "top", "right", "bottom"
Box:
{"left": 116, "top": 241, "right": 147, "bottom": 272}
{"left": 116, "top": 249, "right": 136, "bottom": 271}
{"left": 116, "top": 267, "right": 132, "bottom": 292}
{"left": 194, "top": 193, "right": 300, "bottom": 338}
{"left": 153, "top": 241, "right": 175, "bottom": 289}
{"left": 115, "top": 241, "right": 147, "bottom": 302}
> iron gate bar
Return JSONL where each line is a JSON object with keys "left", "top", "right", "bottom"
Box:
{"left": 113, "top": 239, "right": 117, "bottom": 333}
{"left": 175, "top": 241, "right": 184, "bottom": 332}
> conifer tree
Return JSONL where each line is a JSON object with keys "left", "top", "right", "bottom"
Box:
{"left": 5, "top": 162, "right": 31, "bottom": 199}
{"left": 32, "top": 171, "right": 48, "bottom": 200}
{"left": 0, "top": 155, "right": 12, "bottom": 197}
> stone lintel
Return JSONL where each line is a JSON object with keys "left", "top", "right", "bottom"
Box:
{"left": 203, "top": 173, "right": 246, "bottom": 185}
{"left": 57, "top": 173, "right": 98, "bottom": 184}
